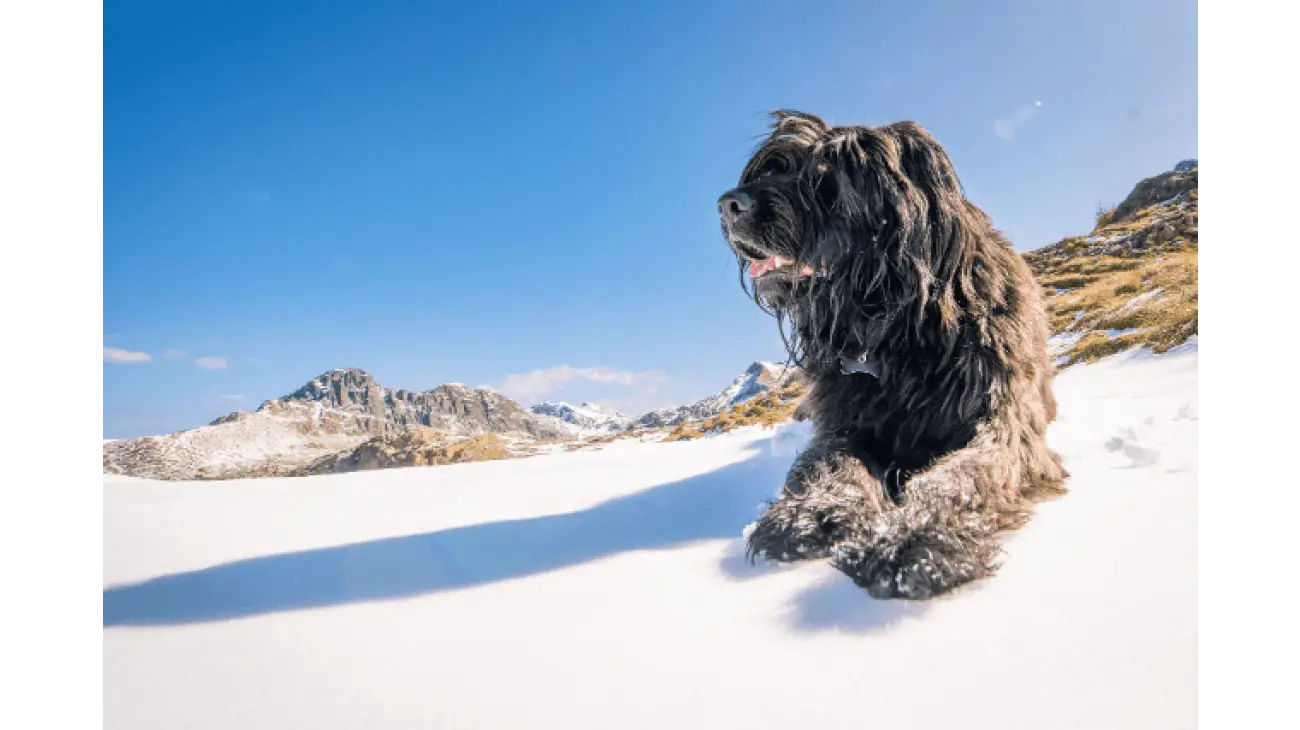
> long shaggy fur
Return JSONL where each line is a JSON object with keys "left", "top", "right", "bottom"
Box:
{"left": 719, "top": 111, "right": 1067, "bottom": 600}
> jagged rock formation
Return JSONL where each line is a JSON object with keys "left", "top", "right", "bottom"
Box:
{"left": 256, "top": 368, "right": 566, "bottom": 439}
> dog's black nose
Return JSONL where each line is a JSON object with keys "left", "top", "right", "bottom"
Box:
{"left": 718, "top": 189, "right": 754, "bottom": 225}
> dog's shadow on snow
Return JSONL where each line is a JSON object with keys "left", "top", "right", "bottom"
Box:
{"left": 718, "top": 543, "right": 926, "bottom": 633}
{"left": 104, "top": 445, "right": 915, "bottom": 633}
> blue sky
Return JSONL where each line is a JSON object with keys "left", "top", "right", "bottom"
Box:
{"left": 104, "top": 0, "right": 1197, "bottom": 438}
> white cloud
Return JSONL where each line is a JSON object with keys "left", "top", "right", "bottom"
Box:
{"left": 104, "top": 347, "right": 151, "bottom": 364}
{"left": 496, "top": 365, "right": 667, "bottom": 402}
{"left": 218, "top": 394, "right": 244, "bottom": 401}
{"left": 244, "top": 357, "right": 262, "bottom": 364}
{"left": 163, "top": 349, "right": 189, "bottom": 359}
{"left": 193, "top": 357, "right": 227, "bottom": 370}
{"left": 994, "top": 100, "right": 1044, "bottom": 141}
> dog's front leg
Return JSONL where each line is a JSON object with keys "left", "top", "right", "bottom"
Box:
{"left": 746, "top": 434, "right": 892, "bottom": 564}
{"left": 828, "top": 426, "right": 1028, "bottom": 600}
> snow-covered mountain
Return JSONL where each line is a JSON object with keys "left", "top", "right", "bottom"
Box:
{"left": 103, "top": 368, "right": 568, "bottom": 480}
{"left": 530, "top": 401, "right": 632, "bottom": 436}
{"left": 531, "top": 362, "right": 802, "bottom": 436}
{"left": 632, "top": 360, "right": 802, "bottom": 429}
{"left": 104, "top": 342, "right": 1197, "bottom": 729}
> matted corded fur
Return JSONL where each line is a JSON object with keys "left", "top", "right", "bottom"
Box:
{"left": 720, "top": 111, "right": 1067, "bottom": 600}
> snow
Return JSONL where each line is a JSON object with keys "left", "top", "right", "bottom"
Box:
{"left": 1120, "top": 287, "right": 1165, "bottom": 311}
{"left": 104, "top": 346, "right": 1197, "bottom": 729}
{"left": 1047, "top": 331, "right": 1084, "bottom": 355}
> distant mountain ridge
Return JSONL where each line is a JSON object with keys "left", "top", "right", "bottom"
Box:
{"left": 241, "top": 367, "right": 566, "bottom": 440}
{"left": 530, "top": 401, "right": 632, "bottom": 435}
{"left": 103, "top": 361, "right": 805, "bottom": 480}
{"left": 631, "top": 361, "right": 802, "bottom": 429}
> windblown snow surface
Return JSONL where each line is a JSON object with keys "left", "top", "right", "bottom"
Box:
{"left": 104, "top": 343, "right": 1196, "bottom": 729}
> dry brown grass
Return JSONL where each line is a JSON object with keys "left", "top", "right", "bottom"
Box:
{"left": 424, "top": 434, "right": 510, "bottom": 465}
{"left": 1029, "top": 181, "right": 1197, "bottom": 367}
{"left": 1095, "top": 204, "right": 1117, "bottom": 229}
{"left": 1044, "top": 248, "right": 1196, "bottom": 365}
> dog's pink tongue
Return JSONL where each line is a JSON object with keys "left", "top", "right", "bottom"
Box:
{"left": 749, "top": 256, "right": 794, "bottom": 277}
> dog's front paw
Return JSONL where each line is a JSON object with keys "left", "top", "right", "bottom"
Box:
{"left": 832, "top": 539, "right": 992, "bottom": 601}
{"left": 745, "top": 496, "right": 838, "bottom": 563}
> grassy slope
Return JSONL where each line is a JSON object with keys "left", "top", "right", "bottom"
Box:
{"left": 1026, "top": 168, "right": 1198, "bottom": 366}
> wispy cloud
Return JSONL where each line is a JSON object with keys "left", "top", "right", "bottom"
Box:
{"left": 163, "top": 349, "right": 189, "bottom": 359}
{"left": 244, "top": 357, "right": 262, "bottom": 364}
{"left": 497, "top": 365, "right": 667, "bottom": 402}
{"left": 218, "top": 394, "right": 245, "bottom": 401}
{"left": 193, "top": 356, "right": 228, "bottom": 370}
{"left": 104, "top": 347, "right": 151, "bottom": 364}
{"left": 993, "top": 100, "right": 1043, "bottom": 141}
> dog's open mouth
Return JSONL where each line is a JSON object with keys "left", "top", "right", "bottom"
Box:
{"left": 748, "top": 256, "right": 817, "bottom": 279}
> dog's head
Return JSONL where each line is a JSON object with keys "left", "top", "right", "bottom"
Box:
{"left": 718, "top": 111, "right": 982, "bottom": 363}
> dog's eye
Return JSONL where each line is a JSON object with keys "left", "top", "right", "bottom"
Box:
{"left": 813, "top": 160, "right": 831, "bottom": 174}
{"left": 757, "top": 158, "right": 786, "bottom": 178}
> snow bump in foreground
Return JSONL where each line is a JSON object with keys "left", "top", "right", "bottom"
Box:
{"left": 104, "top": 345, "right": 1197, "bottom": 729}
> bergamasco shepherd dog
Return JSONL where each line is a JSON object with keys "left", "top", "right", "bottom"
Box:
{"left": 718, "top": 111, "right": 1067, "bottom": 600}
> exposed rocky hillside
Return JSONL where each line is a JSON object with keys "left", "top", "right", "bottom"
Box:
{"left": 103, "top": 411, "right": 367, "bottom": 481}
{"left": 1026, "top": 160, "right": 1198, "bottom": 366}
{"left": 297, "top": 429, "right": 513, "bottom": 475}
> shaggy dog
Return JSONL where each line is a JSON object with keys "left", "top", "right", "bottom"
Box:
{"left": 717, "top": 111, "right": 1067, "bottom": 600}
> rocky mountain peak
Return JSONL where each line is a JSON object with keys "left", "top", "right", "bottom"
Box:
{"left": 282, "top": 368, "right": 385, "bottom": 410}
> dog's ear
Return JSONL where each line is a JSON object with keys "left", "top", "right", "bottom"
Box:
{"left": 827, "top": 126, "right": 908, "bottom": 239}
{"left": 884, "top": 122, "right": 964, "bottom": 202}
{"left": 881, "top": 122, "right": 986, "bottom": 332}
